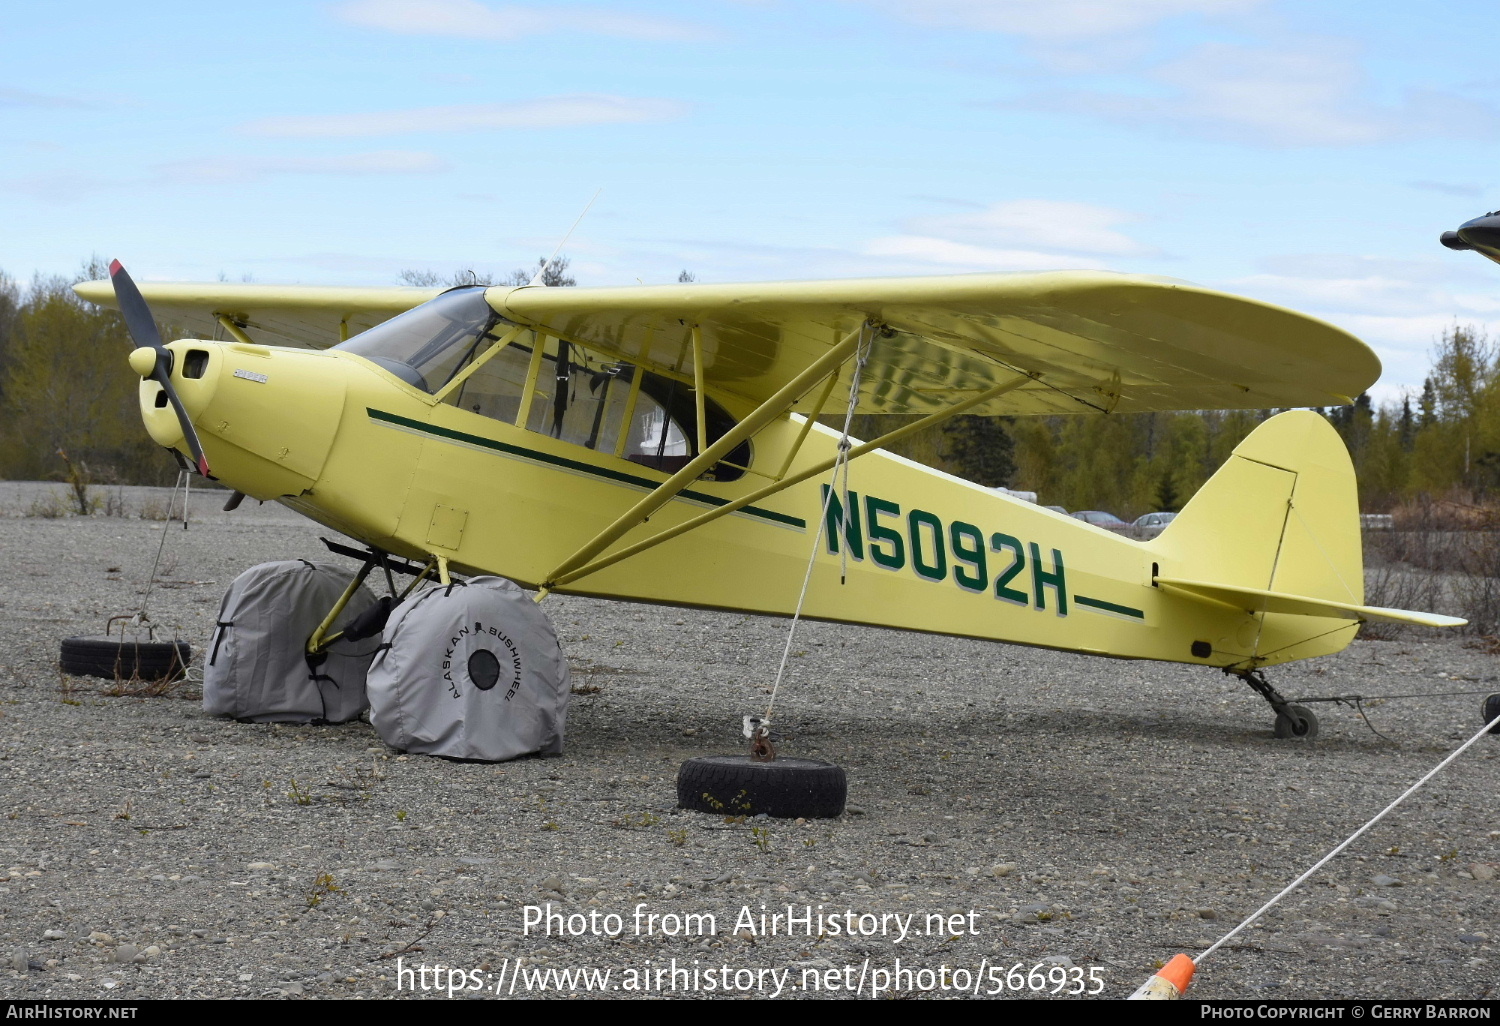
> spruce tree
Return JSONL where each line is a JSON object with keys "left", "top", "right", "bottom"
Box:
{"left": 940, "top": 415, "right": 1016, "bottom": 488}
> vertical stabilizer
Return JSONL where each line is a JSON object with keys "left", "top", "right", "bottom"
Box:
{"left": 1151, "top": 410, "right": 1364, "bottom": 665}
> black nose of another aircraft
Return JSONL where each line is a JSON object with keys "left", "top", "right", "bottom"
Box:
{"left": 1442, "top": 212, "right": 1500, "bottom": 265}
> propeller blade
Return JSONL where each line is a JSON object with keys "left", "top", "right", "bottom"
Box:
{"left": 109, "top": 260, "right": 213, "bottom": 478}
{"left": 108, "top": 260, "right": 166, "bottom": 353}
{"left": 158, "top": 377, "right": 212, "bottom": 478}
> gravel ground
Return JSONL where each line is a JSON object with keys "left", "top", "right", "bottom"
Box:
{"left": 0, "top": 481, "right": 1497, "bottom": 1001}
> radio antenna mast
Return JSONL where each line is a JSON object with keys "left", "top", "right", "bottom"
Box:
{"left": 530, "top": 189, "right": 601, "bottom": 287}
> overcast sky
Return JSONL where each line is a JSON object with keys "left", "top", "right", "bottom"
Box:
{"left": 4, "top": 0, "right": 1499, "bottom": 401}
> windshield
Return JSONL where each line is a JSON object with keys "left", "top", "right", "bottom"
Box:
{"left": 335, "top": 287, "right": 502, "bottom": 393}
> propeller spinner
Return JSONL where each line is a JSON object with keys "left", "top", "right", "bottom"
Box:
{"left": 108, "top": 260, "right": 212, "bottom": 478}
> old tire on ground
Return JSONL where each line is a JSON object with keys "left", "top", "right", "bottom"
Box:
{"left": 1484, "top": 693, "right": 1500, "bottom": 734}
{"left": 59, "top": 635, "right": 190, "bottom": 683}
{"left": 677, "top": 755, "right": 846, "bottom": 819}
{"left": 1273, "top": 703, "right": 1319, "bottom": 740}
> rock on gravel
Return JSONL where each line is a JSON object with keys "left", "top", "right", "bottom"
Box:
{"left": 1, "top": 482, "right": 1498, "bottom": 1000}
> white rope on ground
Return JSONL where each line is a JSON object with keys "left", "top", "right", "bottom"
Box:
{"left": 1195, "top": 706, "right": 1500, "bottom": 966}
{"left": 761, "top": 323, "right": 874, "bottom": 727}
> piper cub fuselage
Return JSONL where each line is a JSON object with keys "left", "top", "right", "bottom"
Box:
{"left": 112, "top": 278, "right": 1442, "bottom": 675}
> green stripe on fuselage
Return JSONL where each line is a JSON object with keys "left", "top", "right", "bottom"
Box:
{"left": 367, "top": 408, "right": 806, "bottom": 530}
{"left": 1074, "top": 595, "right": 1146, "bottom": 620}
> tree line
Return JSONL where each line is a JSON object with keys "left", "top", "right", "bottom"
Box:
{"left": 0, "top": 259, "right": 171, "bottom": 486}
{"left": 0, "top": 258, "right": 1493, "bottom": 518}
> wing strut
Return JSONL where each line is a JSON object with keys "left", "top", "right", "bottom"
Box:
{"left": 538, "top": 323, "right": 873, "bottom": 593}
{"left": 215, "top": 314, "right": 256, "bottom": 347}
{"left": 545, "top": 370, "right": 1035, "bottom": 590}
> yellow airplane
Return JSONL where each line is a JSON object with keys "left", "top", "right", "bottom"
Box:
{"left": 75, "top": 262, "right": 1463, "bottom": 739}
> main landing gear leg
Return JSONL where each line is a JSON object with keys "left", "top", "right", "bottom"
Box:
{"left": 1228, "top": 667, "right": 1320, "bottom": 740}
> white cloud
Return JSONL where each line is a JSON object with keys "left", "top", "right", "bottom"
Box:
{"left": 334, "top": 0, "right": 712, "bottom": 42}
{"left": 1233, "top": 254, "right": 1500, "bottom": 318}
{"left": 620, "top": 199, "right": 1137, "bottom": 280}
{"left": 849, "top": 199, "right": 1146, "bottom": 273}
{"left": 157, "top": 150, "right": 449, "bottom": 184}
{"left": 4, "top": 151, "right": 448, "bottom": 201}
{"left": 863, "top": 234, "right": 1100, "bottom": 270}
{"left": 1234, "top": 274, "right": 1471, "bottom": 319}
{"left": 904, "top": 199, "right": 1151, "bottom": 256}
{"left": 0, "top": 87, "right": 91, "bottom": 109}
{"left": 1325, "top": 312, "right": 1499, "bottom": 397}
{"left": 1409, "top": 180, "right": 1486, "bottom": 199}
{"left": 1222, "top": 256, "right": 1500, "bottom": 393}
{"left": 3, "top": 171, "right": 115, "bottom": 202}
{"left": 850, "top": 1, "right": 1500, "bottom": 147}
{"left": 849, "top": 0, "right": 1266, "bottom": 73}
{"left": 241, "top": 95, "right": 688, "bottom": 138}
{"left": 1338, "top": 313, "right": 1493, "bottom": 342}
{"left": 1258, "top": 253, "right": 1487, "bottom": 283}
{"left": 844, "top": 0, "right": 1260, "bottom": 40}
{"left": 607, "top": 231, "right": 1101, "bottom": 285}
{"left": 1011, "top": 41, "right": 1500, "bottom": 147}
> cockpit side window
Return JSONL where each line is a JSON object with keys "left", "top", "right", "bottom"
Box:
{"left": 450, "top": 337, "right": 749, "bottom": 480}
{"left": 523, "top": 339, "right": 634, "bottom": 454}
{"left": 344, "top": 295, "right": 751, "bottom": 481}
{"left": 445, "top": 337, "right": 533, "bottom": 425}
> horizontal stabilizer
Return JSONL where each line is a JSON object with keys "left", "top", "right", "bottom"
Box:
{"left": 1156, "top": 577, "right": 1467, "bottom": 629}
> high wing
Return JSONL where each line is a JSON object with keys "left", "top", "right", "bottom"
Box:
{"left": 75, "top": 270, "right": 1379, "bottom": 416}
{"left": 492, "top": 271, "right": 1379, "bottom": 416}
{"left": 71, "top": 280, "right": 444, "bottom": 350}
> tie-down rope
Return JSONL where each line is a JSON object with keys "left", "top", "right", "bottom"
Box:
{"left": 761, "top": 323, "right": 874, "bottom": 727}
{"left": 1195, "top": 705, "right": 1500, "bottom": 967}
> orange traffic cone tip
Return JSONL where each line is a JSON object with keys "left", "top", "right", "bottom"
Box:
{"left": 1127, "top": 953, "right": 1196, "bottom": 1000}
{"left": 1160, "top": 954, "right": 1196, "bottom": 992}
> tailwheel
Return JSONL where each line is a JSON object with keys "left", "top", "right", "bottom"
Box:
{"left": 1273, "top": 703, "right": 1320, "bottom": 740}
{"left": 1227, "top": 667, "right": 1319, "bottom": 740}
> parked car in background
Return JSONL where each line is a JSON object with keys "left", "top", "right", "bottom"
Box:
{"left": 1069, "top": 510, "right": 1131, "bottom": 533}
{"left": 1130, "top": 511, "right": 1177, "bottom": 540}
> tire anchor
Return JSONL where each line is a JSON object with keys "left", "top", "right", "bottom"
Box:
{"left": 744, "top": 714, "right": 776, "bottom": 762}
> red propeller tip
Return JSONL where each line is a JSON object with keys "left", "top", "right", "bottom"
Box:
{"left": 109, "top": 259, "right": 123, "bottom": 276}
{"left": 197, "top": 457, "right": 211, "bottom": 478}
